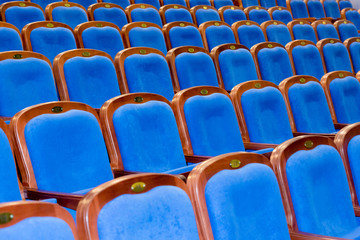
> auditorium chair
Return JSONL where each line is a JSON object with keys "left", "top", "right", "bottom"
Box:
{"left": 232, "top": 20, "right": 267, "bottom": 49}
{"left": 45, "top": 2, "right": 88, "bottom": 29}
{"left": 218, "top": 6, "right": 246, "bottom": 26}
{"left": 190, "top": 5, "right": 220, "bottom": 26}
{"left": 211, "top": 0, "right": 233, "bottom": 9}
{"left": 198, "top": 20, "right": 236, "bottom": 51}
{"left": 261, "top": 20, "right": 293, "bottom": 46}
{"left": 163, "top": 22, "right": 204, "bottom": 49}
{"left": 102, "top": 0, "right": 130, "bottom": 10}
{"left": 188, "top": 0, "right": 211, "bottom": 8}
{"left": 159, "top": 4, "right": 193, "bottom": 23}
{"left": 125, "top": 4, "right": 163, "bottom": 27}
{"left": 287, "top": 20, "right": 318, "bottom": 43}
{"left": 345, "top": 37, "right": 360, "bottom": 73}
{"left": 334, "top": 19, "right": 359, "bottom": 41}
{"left": 88, "top": 3, "right": 128, "bottom": 30}
{"left": 244, "top": 6, "right": 271, "bottom": 25}
{"left": 133, "top": 0, "right": 161, "bottom": 10}
{"left": 0, "top": 22, "right": 22, "bottom": 51}
{"left": 239, "top": 0, "right": 259, "bottom": 8}
{"left": 338, "top": 0, "right": 353, "bottom": 10}
{"left": 322, "top": 0, "right": 341, "bottom": 19}
{"left": 312, "top": 19, "right": 340, "bottom": 40}
{"left": 67, "top": 0, "right": 96, "bottom": 9}
{"left": 268, "top": 6, "right": 293, "bottom": 25}
{"left": 341, "top": 7, "right": 360, "bottom": 30}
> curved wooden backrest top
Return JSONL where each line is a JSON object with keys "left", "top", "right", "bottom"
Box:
{"left": 100, "top": 93, "right": 171, "bottom": 170}
{"left": 333, "top": 18, "right": 354, "bottom": 29}
{"left": 190, "top": 5, "right": 218, "bottom": 26}
{"left": 172, "top": 86, "right": 230, "bottom": 155}
{"left": 45, "top": 1, "right": 87, "bottom": 21}
{"left": 218, "top": 5, "right": 244, "bottom": 22}
{"left": 344, "top": 36, "right": 360, "bottom": 49}
{"left": 0, "top": 50, "right": 52, "bottom": 68}
{"left": 244, "top": 5, "right": 267, "bottom": 18}
{"left": 198, "top": 20, "right": 233, "bottom": 51}
{"left": 88, "top": 3, "right": 125, "bottom": 21}
{"left": 268, "top": 5, "right": 291, "bottom": 16}
{"left": 270, "top": 135, "right": 342, "bottom": 232}
{"left": 230, "top": 80, "right": 279, "bottom": 142}
{"left": 114, "top": 47, "right": 167, "bottom": 94}
{"left": 231, "top": 20, "right": 267, "bottom": 43}
{"left": 187, "top": 152, "right": 271, "bottom": 240}
{"left": 10, "top": 101, "right": 101, "bottom": 189}
{"left": 53, "top": 48, "right": 116, "bottom": 101}
{"left": 125, "top": 3, "right": 159, "bottom": 22}
{"left": 22, "top": 21, "right": 75, "bottom": 51}
{"left": 159, "top": 4, "right": 191, "bottom": 24}
{"left": 74, "top": 21, "right": 122, "bottom": 48}
{"left": 121, "top": 21, "right": 163, "bottom": 48}
{"left": 0, "top": 201, "right": 78, "bottom": 239}
{"left": 0, "top": 21, "right": 21, "bottom": 36}
{"left": 238, "top": 0, "right": 259, "bottom": 9}
{"left": 162, "top": 21, "right": 201, "bottom": 49}
{"left": 260, "top": 20, "right": 288, "bottom": 39}
{"left": 278, "top": 75, "right": 321, "bottom": 132}
{"left": 77, "top": 173, "right": 199, "bottom": 240}
{"left": 166, "top": 46, "right": 211, "bottom": 92}
{"left": 320, "top": 70, "right": 355, "bottom": 123}
{"left": 0, "top": 1, "right": 44, "bottom": 21}
{"left": 287, "top": 19, "right": 313, "bottom": 39}
{"left": 340, "top": 7, "right": 357, "bottom": 19}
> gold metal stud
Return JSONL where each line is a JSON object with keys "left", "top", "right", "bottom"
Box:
{"left": 230, "top": 45, "right": 236, "bottom": 50}
{"left": 301, "top": 41, "right": 305, "bottom": 45}
{"left": 82, "top": 51, "right": 90, "bottom": 57}
{"left": 174, "top": 5, "right": 178, "bottom": 8}
{"left": 203, "top": 6, "right": 208, "bottom": 9}
{"left": 255, "top": 83, "right": 261, "bottom": 88}
{"left": 230, "top": 159, "right": 241, "bottom": 168}
{"left": 300, "top": 77, "right": 306, "bottom": 83}
{"left": 339, "top": 73, "right": 344, "bottom": 78}
{"left": 140, "top": 4, "right": 145, "bottom": 8}
{"left": 141, "top": 23, "right": 147, "bottom": 28}
{"left": 268, "top": 43, "right": 273, "bottom": 48}
{"left": 304, "top": 140, "right": 314, "bottom": 149}
{"left": 19, "top": 3, "right": 26, "bottom": 7}
{"left": 214, "top": 22, "right": 220, "bottom": 26}
{"left": 200, "top": 89, "right": 208, "bottom": 95}
{"left": 13, "top": 54, "right": 22, "bottom": 59}
{"left": 131, "top": 182, "right": 146, "bottom": 192}
{"left": 64, "top": 3, "right": 70, "bottom": 7}
{"left": 256, "top": 7, "right": 259, "bottom": 9}
{"left": 46, "top": 23, "right": 54, "bottom": 28}
{"left": 188, "top": 48, "right": 195, "bottom": 53}
{"left": 51, "top": 106, "right": 63, "bottom": 113}
{"left": 274, "top": 22, "right": 278, "bottom": 25}
{"left": 0, "top": 213, "right": 13, "bottom": 224}
{"left": 96, "top": 23, "right": 103, "bottom": 27}
{"left": 230, "top": 6, "right": 234, "bottom": 9}
{"left": 246, "top": 22, "right": 250, "bottom": 25}
{"left": 300, "top": 21, "right": 303, "bottom": 24}
{"left": 134, "top": 96, "right": 143, "bottom": 102}
{"left": 179, "top": 23, "right": 185, "bottom": 26}
{"left": 139, "top": 49, "right": 147, "bottom": 54}
{"left": 330, "top": 40, "right": 335, "bottom": 43}
{"left": 105, "top": 4, "right": 111, "bottom": 7}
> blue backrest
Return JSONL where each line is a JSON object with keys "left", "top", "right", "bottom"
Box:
{"left": 127, "top": 23, "right": 167, "bottom": 55}
{"left": 173, "top": 48, "right": 219, "bottom": 90}
{"left": 111, "top": 99, "right": 187, "bottom": 172}
{"left": 288, "top": 80, "right": 335, "bottom": 133}
{"left": 0, "top": 53, "right": 58, "bottom": 117}
{"left": 271, "top": 8, "right": 293, "bottom": 25}
{"left": 92, "top": 5, "right": 128, "bottom": 30}
{"left": 277, "top": 0, "right": 287, "bottom": 6}
{"left": 102, "top": 0, "right": 130, "bottom": 9}
{"left": 168, "top": 24, "right": 204, "bottom": 48}
{"left": 248, "top": 8, "right": 271, "bottom": 25}
{"left": 290, "top": 0, "right": 309, "bottom": 18}
{"left": 28, "top": 23, "right": 77, "bottom": 63}
{"left": 0, "top": 23, "right": 22, "bottom": 51}
{"left": 203, "top": 23, "right": 236, "bottom": 50}
{"left": 80, "top": 24, "right": 124, "bottom": 59}
{"left": 349, "top": 39, "right": 360, "bottom": 73}
{"left": 291, "top": 22, "right": 318, "bottom": 44}
{"left": 322, "top": 40, "right": 353, "bottom": 72}
{"left": 163, "top": 7, "right": 193, "bottom": 23}
{"left": 121, "top": 49, "right": 174, "bottom": 100}
{"left": 183, "top": 92, "right": 245, "bottom": 156}
{"left": 338, "top": 21, "right": 358, "bottom": 41}
{"left": 67, "top": 0, "right": 96, "bottom": 8}
{"left": 212, "top": 0, "right": 233, "bottom": 9}
{"left": 22, "top": 108, "right": 113, "bottom": 193}
{"left": 130, "top": 5, "right": 163, "bottom": 27}
{"left": 162, "top": 0, "right": 187, "bottom": 6}
{"left": 133, "top": 0, "right": 160, "bottom": 9}
{"left": 216, "top": 45, "right": 258, "bottom": 90}
{"left": 59, "top": 52, "right": 121, "bottom": 108}
{"left": 286, "top": 144, "right": 357, "bottom": 237}
{"left": 323, "top": 0, "right": 340, "bottom": 18}
{"left": 329, "top": 75, "right": 360, "bottom": 123}
{"left": 347, "top": 135, "right": 360, "bottom": 203}
{"left": 264, "top": 22, "right": 292, "bottom": 46}
{"left": 51, "top": 4, "right": 88, "bottom": 29}
{"left": 235, "top": 22, "right": 266, "bottom": 49}
{"left": 194, "top": 6, "right": 221, "bottom": 26}
{"left": 240, "top": 84, "right": 293, "bottom": 144}
{"left": 30, "top": 0, "right": 58, "bottom": 10}
{"left": 221, "top": 8, "right": 246, "bottom": 26}
{"left": 259, "top": 0, "right": 276, "bottom": 9}
{"left": 315, "top": 22, "right": 340, "bottom": 40}
{"left": 256, "top": 44, "right": 293, "bottom": 85}
{"left": 189, "top": 0, "right": 211, "bottom": 7}
{"left": 339, "top": 0, "right": 353, "bottom": 10}
{"left": 4, "top": 4, "right": 45, "bottom": 31}
{"left": 345, "top": 9, "right": 360, "bottom": 31}
{"left": 290, "top": 42, "right": 325, "bottom": 80}
{"left": 241, "top": 0, "right": 259, "bottom": 8}
{"left": 307, "top": 0, "right": 326, "bottom": 18}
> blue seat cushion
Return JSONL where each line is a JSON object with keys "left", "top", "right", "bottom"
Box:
{"left": 128, "top": 27, "right": 167, "bottom": 55}
{"left": 5, "top": 6, "right": 45, "bottom": 31}
{"left": 236, "top": 25, "right": 266, "bottom": 49}
{"left": 338, "top": 23, "right": 359, "bottom": 42}
{"left": 164, "top": 8, "right": 193, "bottom": 23}
{"left": 195, "top": 9, "right": 220, "bottom": 26}
{"left": 248, "top": 9, "right": 271, "bottom": 25}
{"left": 266, "top": 24, "right": 292, "bottom": 46}
{"left": 134, "top": 0, "right": 161, "bottom": 9}
{"left": 316, "top": 24, "right": 339, "bottom": 40}
{"left": 272, "top": 9, "right": 293, "bottom": 25}
{"left": 292, "top": 24, "right": 317, "bottom": 44}
{"left": 52, "top": 6, "right": 88, "bottom": 29}
{"left": 102, "top": 0, "right": 131, "bottom": 9}
{"left": 93, "top": 7, "right": 128, "bottom": 30}
{"left": 307, "top": 0, "right": 326, "bottom": 18}
{"left": 222, "top": 9, "right": 246, "bottom": 26}
{"left": 130, "top": 8, "right": 163, "bottom": 27}
{"left": 323, "top": 42, "right": 353, "bottom": 72}
{"left": 291, "top": 44, "right": 324, "bottom": 80}
{"left": 169, "top": 26, "right": 203, "bottom": 48}
{"left": 323, "top": 0, "right": 340, "bottom": 18}
{"left": 290, "top": 0, "right": 309, "bottom": 18}
{"left": 162, "top": 0, "right": 187, "bottom": 6}
{"left": 205, "top": 25, "right": 236, "bottom": 50}
{"left": 350, "top": 41, "right": 360, "bottom": 73}
{"left": 0, "top": 27, "right": 23, "bottom": 51}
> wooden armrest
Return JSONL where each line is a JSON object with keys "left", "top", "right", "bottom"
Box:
{"left": 290, "top": 231, "right": 346, "bottom": 239}
{"left": 292, "top": 132, "right": 335, "bottom": 139}
{"left": 25, "top": 189, "right": 83, "bottom": 210}
{"left": 184, "top": 155, "right": 210, "bottom": 163}
{"left": 112, "top": 169, "right": 141, "bottom": 178}
{"left": 243, "top": 142, "right": 278, "bottom": 150}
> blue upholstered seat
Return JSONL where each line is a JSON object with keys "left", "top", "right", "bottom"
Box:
{"left": 290, "top": 0, "right": 310, "bottom": 19}
{"left": 346, "top": 135, "right": 360, "bottom": 203}
{"left": 102, "top": 0, "right": 131, "bottom": 10}
{"left": 349, "top": 39, "right": 360, "bottom": 73}
{"left": 338, "top": 21, "right": 359, "bottom": 41}
{"left": 259, "top": 0, "right": 276, "bottom": 9}
{"left": 339, "top": 0, "right": 353, "bottom": 10}
{"left": 212, "top": 0, "right": 233, "bottom": 9}
{"left": 323, "top": 0, "right": 341, "bottom": 18}
{"left": 322, "top": 41, "right": 353, "bottom": 72}
{"left": 271, "top": 8, "right": 293, "bottom": 25}
{"left": 194, "top": 6, "right": 221, "bottom": 26}
{"left": 235, "top": 23, "right": 266, "bottom": 49}
{"left": 241, "top": 0, "right": 259, "bottom": 8}
{"left": 315, "top": 22, "right": 340, "bottom": 40}
{"left": 291, "top": 22, "right": 318, "bottom": 43}
{"left": 163, "top": 7, "right": 193, "bottom": 23}
{"left": 0, "top": 0, "right": 24, "bottom": 3}
{"left": 4, "top": 5, "right": 45, "bottom": 31}
{"left": 277, "top": 0, "right": 287, "bottom": 7}
{"left": 130, "top": 5, "right": 163, "bottom": 27}
{"left": 345, "top": 9, "right": 360, "bottom": 31}
{"left": 168, "top": 25, "right": 204, "bottom": 48}
{"left": 307, "top": 0, "right": 326, "bottom": 18}
{"left": 264, "top": 22, "right": 292, "bottom": 46}
{"left": 30, "top": 0, "right": 58, "bottom": 10}
{"left": 51, "top": 5, "right": 88, "bottom": 29}
{"left": 203, "top": 23, "right": 236, "bottom": 50}
{"left": 189, "top": 0, "right": 211, "bottom": 7}
{"left": 92, "top": 5, "right": 128, "bottom": 30}
{"left": 248, "top": 8, "right": 271, "bottom": 25}
{"left": 162, "top": 0, "right": 187, "bottom": 6}
{"left": 0, "top": 24, "right": 22, "bottom": 51}
{"left": 67, "top": 0, "right": 96, "bottom": 8}
{"left": 221, "top": 8, "right": 246, "bottom": 26}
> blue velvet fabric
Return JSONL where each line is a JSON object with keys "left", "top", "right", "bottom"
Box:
{"left": 68, "top": 0, "right": 96, "bottom": 8}
{"left": 183, "top": 93, "right": 245, "bottom": 156}
{"left": 291, "top": 44, "right": 325, "bottom": 80}
{"left": 130, "top": 8, "right": 163, "bottom": 27}
{"left": 329, "top": 76, "right": 360, "bottom": 123}
{"left": 175, "top": 52, "right": 218, "bottom": 89}
{"left": 205, "top": 163, "right": 291, "bottom": 239}
{"left": 307, "top": 0, "right": 326, "bottom": 18}
{"left": 0, "top": 128, "right": 22, "bottom": 202}
{"left": 123, "top": 53, "right": 174, "bottom": 100}
{"left": 128, "top": 27, "right": 167, "bottom": 55}
{"left": 25, "top": 110, "right": 113, "bottom": 193}
{"left": 316, "top": 24, "right": 340, "bottom": 40}
{"left": 257, "top": 47, "right": 293, "bottom": 85}
{"left": 205, "top": 25, "right": 236, "bottom": 50}
{"left": 102, "top": 0, "right": 130, "bottom": 10}
{"left": 81, "top": 26, "right": 124, "bottom": 59}
{"left": 0, "top": 0, "right": 24, "bottom": 3}
{"left": 248, "top": 9, "right": 271, "bottom": 25}
{"left": 290, "top": 0, "right": 309, "bottom": 18}
{"left": 222, "top": 8, "right": 246, "bottom": 26}
{"left": 0, "top": 58, "right": 58, "bottom": 117}
{"left": 30, "top": 27, "right": 77, "bottom": 63}
{"left": 260, "top": 0, "right": 276, "bottom": 8}
{"left": 52, "top": 6, "right": 88, "bottom": 29}
{"left": 241, "top": 0, "right": 258, "bottom": 7}
{"left": 346, "top": 10, "right": 360, "bottom": 31}
{"left": 236, "top": 24, "right": 266, "bottom": 49}
{"left": 162, "top": 0, "right": 187, "bottom": 6}
{"left": 292, "top": 23, "right": 317, "bottom": 43}
{"left": 63, "top": 56, "right": 121, "bottom": 108}
{"left": 288, "top": 81, "right": 335, "bottom": 133}
{"left": 97, "top": 186, "right": 199, "bottom": 240}
{"left": 323, "top": 42, "right": 353, "bottom": 72}
{"left": 241, "top": 87, "right": 293, "bottom": 144}
{"left": 277, "top": 0, "right": 287, "bottom": 7}
{"left": 213, "top": 0, "right": 233, "bottom": 9}
{"left": 338, "top": 23, "right": 359, "bottom": 42}
{"left": 272, "top": 9, "right": 293, "bottom": 25}
{"left": 339, "top": 0, "right": 352, "bottom": 10}
{"left": 112, "top": 101, "right": 187, "bottom": 172}
{"left": 93, "top": 7, "right": 128, "bottom": 30}
{"left": 134, "top": 0, "right": 161, "bottom": 9}
{"left": 189, "top": 0, "right": 210, "bottom": 7}
{"left": 347, "top": 136, "right": 360, "bottom": 203}
{"left": 218, "top": 48, "right": 258, "bottom": 90}
{"left": 0, "top": 27, "right": 22, "bottom": 51}
{"left": 5, "top": 6, "right": 45, "bottom": 31}
{"left": 195, "top": 9, "right": 220, "bottom": 26}
{"left": 350, "top": 41, "right": 360, "bottom": 73}
{"left": 30, "top": 0, "right": 57, "bottom": 10}
{"left": 164, "top": 8, "right": 193, "bottom": 23}
{"left": 0, "top": 217, "right": 75, "bottom": 239}
{"left": 323, "top": 0, "right": 341, "bottom": 19}
{"left": 266, "top": 24, "right": 292, "bottom": 46}
{"left": 169, "top": 26, "right": 203, "bottom": 48}
{"left": 162, "top": 164, "right": 198, "bottom": 174}
{"left": 286, "top": 145, "right": 359, "bottom": 237}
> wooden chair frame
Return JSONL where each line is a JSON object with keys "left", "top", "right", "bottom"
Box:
{"left": 198, "top": 20, "right": 235, "bottom": 51}
{"left": 286, "top": 0, "right": 316, "bottom": 22}
{"left": 87, "top": 2, "right": 126, "bottom": 21}
{"left": 218, "top": 5, "right": 244, "bottom": 23}
{"left": 344, "top": 36, "right": 360, "bottom": 74}
{"left": 287, "top": 19, "right": 317, "bottom": 41}
{"left": 311, "top": 19, "right": 339, "bottom": 39}
{"left": 190, "top": 5, "right": 218, "bottom": 26}
{"left": 237, "top": 0, "right": 259, "bottom": 9}
{"left": 333, "top": 19, "right": 356, "bottom": 39}
{"left": 121, "top": 21, "right": 163, "bottom": 48}
{"left": 125, "top": 3, "right": 160, "bottom": 23}
{"left": 159, "top": 4, "right": 193, "bottom": 24}
{"left": 0, "top": 1, "right": 45, "bottom": 23}
{"left": 162, "top": 21, "right": 203, "bottom": 50}
{"left": 45, "top": 1, "right": 87, "bottom": 21}
{"left": 231, "top": 20, "right": 268, "bottom": 48}
{"left": 260, "top": 20, "right": 293, "bottom": 42}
